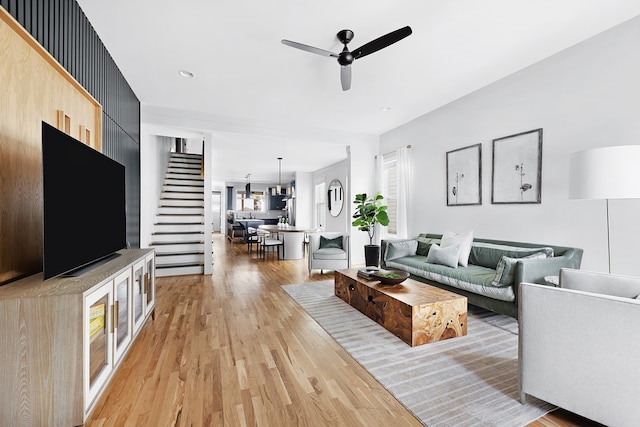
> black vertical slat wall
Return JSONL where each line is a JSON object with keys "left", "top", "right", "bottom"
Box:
{"left": 1, "top": 0, "right": 141, "bottom": 247}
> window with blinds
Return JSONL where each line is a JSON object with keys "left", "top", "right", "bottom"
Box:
{"left": 382, "top": 152, "right": 398, "bottom": 235}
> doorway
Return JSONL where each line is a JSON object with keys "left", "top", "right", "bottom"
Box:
{"left": 211, "top": 191, "right": 222, "bottom": 232}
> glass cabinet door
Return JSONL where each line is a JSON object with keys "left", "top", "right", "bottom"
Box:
{"left": 132, "top": 260, "right": 145, "bottom": 333}
{"left": 85, "top": 282, "right": 113, "bottom": 405}
{"left": 89, "top": 294, "right": 109, "bottom": 386}
{"left": 145, "top": 254, "right": 155, "bottom": 315}
{"left": 113, "top": 270, "right": 132, "bottom": 363}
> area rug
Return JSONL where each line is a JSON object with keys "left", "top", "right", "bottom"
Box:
{"left": 281, "top": 280, "right": 555, "bottom": 427}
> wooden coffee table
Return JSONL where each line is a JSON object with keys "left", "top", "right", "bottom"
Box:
{"left": 334, "top": 269, "right": 467, "bottom": 346}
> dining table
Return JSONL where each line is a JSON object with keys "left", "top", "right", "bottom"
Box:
{"left": 258, "top": 224, "right": 318, "bottom": 260}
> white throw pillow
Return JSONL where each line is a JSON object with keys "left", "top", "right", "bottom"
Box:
{"left": 441, "top": 230, "right": 474, "bottom": 267}
{"left": 426, "top": 244, "right": 460, "bottom": 268}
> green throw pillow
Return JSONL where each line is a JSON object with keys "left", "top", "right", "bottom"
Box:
{"left": 469, "top": 242, "right": 555, "bottom": 269}
{"left": 491, "top": 252, "right": 547, "bottom": 287}
{"left": 320, "top": 236, "right": 343, "bottom": 249}
{"left": 416, "top": 237, "right": 439, "bottom": 256}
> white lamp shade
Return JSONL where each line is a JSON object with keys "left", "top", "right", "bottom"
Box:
{"left": 569, "top": 145, "right": 640, "bottom": 200}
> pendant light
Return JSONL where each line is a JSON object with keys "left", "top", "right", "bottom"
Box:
{"left": 272, "top": 157, "right": 283, "bottom": 196}
{"left": 245, "top": 173, "right": 251, "bottom": 198}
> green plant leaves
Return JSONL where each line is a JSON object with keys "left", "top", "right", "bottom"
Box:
{"left": 351, "top": 192, "right": 389, "bottom": 245}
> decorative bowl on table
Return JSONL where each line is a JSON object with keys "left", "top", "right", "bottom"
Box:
{"left": 372, "top": 270, "right": 410, "bottom": 285}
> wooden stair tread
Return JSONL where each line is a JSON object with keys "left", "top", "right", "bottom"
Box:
{"left": 156, "top": 262, "right": 205, "bottom": 268}
{"left": 156, "top": 251, "right": 205, "bottom": 256}
{"left": 152, "top": 231, "right": 203, "bottom": 235}
{"left": 149, "top": 241, "right": 203, "bottom": 245}
{"left": 155, "top": 222, "right": 204, "bottom": 225}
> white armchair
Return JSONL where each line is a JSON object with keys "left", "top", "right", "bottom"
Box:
{"left": 519, "top": 268, "right": 640, "bottom": 427}
{"left": 308, "top": 232, "right": 350, "bottom": 274}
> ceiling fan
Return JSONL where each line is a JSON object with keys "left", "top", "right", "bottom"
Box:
{"left": 281, "top": 26, "right": 412, "bottom": 91}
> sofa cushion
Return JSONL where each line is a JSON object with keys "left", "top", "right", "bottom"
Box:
{"left": 469, "top": 242, "right": 554, "bottom": 269}
{"left": 319, "top": 235, "right": 343, "bottom": 249}
{"left": 441, "top": 230, "right": 474, "bottom": 267}
{"left": 492, "top": 252, "right": 548, "bottom": 287}
{"left": 313, "top": 247, "right": 347, "bottom": 260}
{"left": 426, "top": 244, "right": 460, "bottom": 268}
{"left": 416, "top": 237, "right": 440, "bottom": 256}
{"left": 386, "top": 257, "right": 516, "bottom": 302}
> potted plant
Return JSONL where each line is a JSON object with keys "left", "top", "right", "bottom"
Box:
{"left": 352, "top": 192, "right": 389, "bottom": 267}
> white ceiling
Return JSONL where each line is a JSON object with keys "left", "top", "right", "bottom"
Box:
{"left": 76, "top": 0, "right": 640, "bottom": 183}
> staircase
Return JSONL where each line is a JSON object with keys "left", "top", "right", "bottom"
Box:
{"left": 151, "top": 153, "right": 205, "bottom": 277}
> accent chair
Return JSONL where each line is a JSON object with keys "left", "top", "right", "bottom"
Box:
{"left": 519, "top": 268, "right": 640, "bottom": 427}
{"left": 308, "top": 232, "right": 350, "bottom": 274}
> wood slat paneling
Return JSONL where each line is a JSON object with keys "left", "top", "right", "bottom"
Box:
{"left": 2, "top": 0, "right": 141, "bottom": 201}
{"left": 0, "top": 6, "right": 102, "bottom": 285}
{"left": 1, "top": 0, "right": 142, "bottom": 284}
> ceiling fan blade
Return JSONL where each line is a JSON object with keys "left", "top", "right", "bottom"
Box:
{"left": 351, "top": 26, "right": 412, "bottom": 60}
{"left": 341, "top": 65, "right": 351, "bottom": 91}
{"left": 281, "top": 39, "right": 339, "bottom": 58}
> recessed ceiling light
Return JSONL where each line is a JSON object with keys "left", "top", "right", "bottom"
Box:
{"left": 178, "top": 70, "right": 194, "bottom": 78}
{"left": 380, "top": 107, "right": 392, "bottom": 112}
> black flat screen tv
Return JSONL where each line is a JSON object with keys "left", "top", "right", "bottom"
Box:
{"left": 42, "top": 121, "right": 126, "bottom": 280}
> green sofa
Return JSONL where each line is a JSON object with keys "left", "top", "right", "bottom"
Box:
{"left": 380, "top": 233, "right": 583, "bottom": 318}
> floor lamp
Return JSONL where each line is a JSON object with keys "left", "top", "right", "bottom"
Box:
{"left": 569, "top": 145, "right": 640, "bottom": 273}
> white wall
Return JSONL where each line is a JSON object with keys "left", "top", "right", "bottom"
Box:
{"left": 139, "top": 130, "right": 173, "bottom": 248}
{"left": 348, "top": 140, "right": 381, "bottom": 265}
{"left": 202, "top": 133, "right": 213, "bottom": 274}
{"left": 184, "top": 137, "right": 202, "bottom": 154}
{"left": 312, "top": 139, "right": 379, "bottom": 266}
{"left": 294, "top": 172, "right": 312, "bottom": 228}
{"left": 313, "top": 159, "right": 350, "bottom": 233}
{"left": 380, "top": 16, "right": 640, "bottom": 275}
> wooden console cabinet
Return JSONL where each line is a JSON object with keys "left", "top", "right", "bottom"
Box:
{"left": 0, "top": 249, "right": 155, "bottom": 426}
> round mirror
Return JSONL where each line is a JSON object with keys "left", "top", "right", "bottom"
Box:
{"left": 328, "top": 179, "right": 344, "bottom": 217}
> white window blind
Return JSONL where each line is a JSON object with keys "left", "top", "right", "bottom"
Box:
{"left": 382, "top": 152, "right": 398, "bottom": 236}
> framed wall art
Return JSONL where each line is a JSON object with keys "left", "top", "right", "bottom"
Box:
{"left": 446, "top": 143, "right": 482, "bottom": 206}
{"left": 491, "top": 128, "right": 543, "bottom": 204}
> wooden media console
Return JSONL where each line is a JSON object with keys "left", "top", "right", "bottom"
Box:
{"left": 0, "top": 249, "right": 155, "bottom": 426}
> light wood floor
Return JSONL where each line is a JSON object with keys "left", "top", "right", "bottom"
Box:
{"left": 86, "top": 233, "right": 601, "bottom": 426}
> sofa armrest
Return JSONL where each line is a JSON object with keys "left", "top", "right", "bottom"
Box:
{"left": 380, "top": 239, "right": 395, "bottom": 268}
{"left": 381, "top": 239, "right": 414, "bottom": 268}
{"left": 514, "top": 249, "right": 582, "bottom": 286}
{"left": 518, "top": 283, "right": 640, "bottom": 426}
{"left": 515, "top": 258, "right": 564, "bottom": 284}
{"left": 309, "top": 234, "right": 321, "bottom": 253}
{"left": 512, "top": 255, "right": 581, "bottom": 304}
